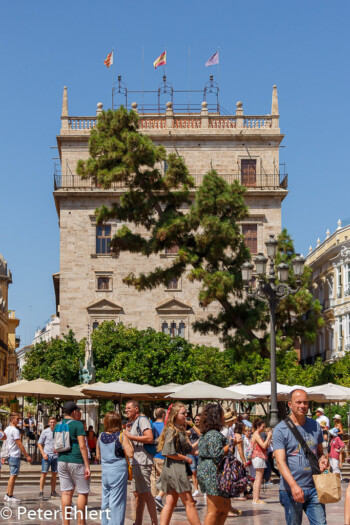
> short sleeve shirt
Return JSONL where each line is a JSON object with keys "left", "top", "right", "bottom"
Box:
{"left": 130, "top": 416, "right": 153, "bottom": 466}
{"left": 38, "top": 428, "right": 58, "bottom": 458}
{"left": 54, "top": 419, "right": 86, "bottom": 464}
{"left": 153, "top": 422, "right": 165, "bottom": 460}
{"left": 273, "top": 418, "right": 323, "bottom": 490}
{"left": 4, "top": 426, "right": 21, "bottom": 458}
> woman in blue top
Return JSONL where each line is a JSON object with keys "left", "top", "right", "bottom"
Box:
{"left": 96, "top": 412, "right": 133, "bottom": 525}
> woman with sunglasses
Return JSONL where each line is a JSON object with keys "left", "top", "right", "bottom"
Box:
{"left": 157, "top": 404, "right": 200, "bottom": 525}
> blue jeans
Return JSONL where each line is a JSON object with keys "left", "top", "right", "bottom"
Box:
{"left": 279, "top": 488, "right": 327, "bottom": 525}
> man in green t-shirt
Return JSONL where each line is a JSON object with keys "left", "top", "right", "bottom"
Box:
{"left": 54, "top": 401, "right": 90, "bottom": 525}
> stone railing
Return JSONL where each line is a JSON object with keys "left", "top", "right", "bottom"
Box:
{"left": 68, "top": 117, "right": 97, "bottom": 131}
{"left": 60, "top": 101, "right": 279, "bottom": 133}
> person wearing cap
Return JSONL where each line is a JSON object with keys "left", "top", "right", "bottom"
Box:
{"left": 315, "top": 407, "right": 330, "bottom": 429}
{"left": 54, "top": 401, "right": 91, "bottom": 525}
{"left": 329, "top": 427, "right": 345, "bottom": 476}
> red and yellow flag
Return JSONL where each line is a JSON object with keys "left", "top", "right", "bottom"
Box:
{"left": 153, "top": 50, "right": 166, "bottom": 69}
{"left": 104, "top": 51, "right": 113, "bottom": 69}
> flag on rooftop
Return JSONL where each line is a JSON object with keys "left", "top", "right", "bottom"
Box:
{"left": 153, "top": 50, "right": 166, "bottom": 69}
{"left": 205, "top": 50, "right": 219, "bottom": 67}
{"left": 104, "top": 51, "right": 113, "bottom": 68}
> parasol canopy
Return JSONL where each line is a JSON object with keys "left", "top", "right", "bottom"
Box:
{"left": 0, "top": 378, "right": 85, "bottom": 400}
{"left": 165, "top": 380, "right": 246, "bottom": 400}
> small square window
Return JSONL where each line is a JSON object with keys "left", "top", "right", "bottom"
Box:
{"left": 97, "top": 277, "right": 111, "bottom": 290}
{"left": 166, "top": 278, "right": 179, "bottom": 290}
{"left": 165, "top": 245, "right": 178, "bottom": 255}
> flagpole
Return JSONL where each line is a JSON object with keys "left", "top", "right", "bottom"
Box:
{"left": 164, "top": 47, "right": 167, "bottom": 78}
{"left": 142, "top": 46, "right": 145, "bottom": 113}
{"left": 188, "top": 46, "right": 191, "bottom": 112}
{"left": 217, "top": 46, "right": 220, "bottom": 88}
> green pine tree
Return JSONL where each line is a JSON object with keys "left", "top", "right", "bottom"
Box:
{"left": 77, "top": 107, "right": 322, "bottom": 360}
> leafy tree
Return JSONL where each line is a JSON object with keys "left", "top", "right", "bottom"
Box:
{"left": 22, "top": 331, "right": 85, "bottom": 387}
{"left": 77, "top": 108, "right": 323, "bottom": 360}
{"left": 91, "top": 321, "right": 227, "bottom": 387}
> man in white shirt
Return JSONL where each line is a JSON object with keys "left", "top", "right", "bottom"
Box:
{"left": 3, "top": 412, "right": 32, "bottom": 503}
{"left": 315, "top": 408, "right": 330, "bottom": 429}
{"left": 37, "top": 417, "right": 59, "bottom": 498}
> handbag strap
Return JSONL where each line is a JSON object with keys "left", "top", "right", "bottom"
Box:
{"left": 284, "top": 417, "right": 321, "bottom": 475}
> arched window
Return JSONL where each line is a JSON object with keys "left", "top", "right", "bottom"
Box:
{"left": 178, "top": 321, "right": 185, "bottom": 338}
{"left": 161, "top": 322, "right": 169, "bottom": 335}
{"left": 170, "top": 322, "right": 177, "bottom": 338}
{"left": 92, "top": 321, "right": 99, "bottom": 331}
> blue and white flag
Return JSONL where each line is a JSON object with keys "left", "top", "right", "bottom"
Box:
{"left": 205, "top": 50, "right": 219, "bottom": 67}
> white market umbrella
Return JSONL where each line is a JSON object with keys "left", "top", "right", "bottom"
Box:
{"left": 226, "top": 381, "right": 291, "bottom": 401}
{"left": 82, "top": 380, "right": 165, "bottom": 401}
{"left": 0, "top": 378, "right": 85, "bottom": 400}
{"left": 307, "top": 383, "right": 350, "bottom": 402}
{"left": 165, "top": 380, "right": 245, "bottom": 401}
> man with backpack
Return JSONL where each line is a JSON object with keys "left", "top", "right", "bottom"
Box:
{"left": 124, "top": 400, "right": 158, "bottom": 525}
{"left": 54, "top": 401, "right": 91, "bottom": 525}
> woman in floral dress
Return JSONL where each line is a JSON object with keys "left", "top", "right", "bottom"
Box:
{"left": 197, "top": 403, "right": 231, "bottom": 525}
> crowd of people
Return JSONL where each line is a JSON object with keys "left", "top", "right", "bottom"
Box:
{"left": 0, "top": 391, "right": 349, "bottom": 524}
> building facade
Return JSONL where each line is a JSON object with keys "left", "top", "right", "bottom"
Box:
{"left": 53, "top": 84, "right": 288, "bottom": 346}
{"left": 32, "top": 315, "right": 60, "bottom": 346}
{"left": 301, "top": 220, "right": 350, "bottom": 363}
{"left": 0, "top": 255, "right": 19, "bottom": 384}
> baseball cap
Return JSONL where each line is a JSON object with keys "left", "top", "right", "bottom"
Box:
{"left": 63, "top": 401, "right": 80, "bottom": 412}
{"left": 316, "top": 407, "right": 324, "bottom": 414}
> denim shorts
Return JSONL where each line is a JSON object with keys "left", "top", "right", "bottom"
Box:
{"left": 8, "top": 456, "right": 21, "bottom": 476}
{"left": 42, "top": 456, "right": 58, "bottom": 473}
{"left": 188, "top": 454, "right": 199, "bottom": 472}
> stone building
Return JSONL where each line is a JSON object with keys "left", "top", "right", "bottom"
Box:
{"left": 301, "top": 220, "right": 350, "bottom": 364}
{"left": 0, "top": 255, "right": 19, "bottom": 384}
{"left": 53, "top": 83, "right": 288, "bottom": 346}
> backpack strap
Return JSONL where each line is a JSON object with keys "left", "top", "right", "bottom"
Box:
{"left": 284, "top": 417, "right": 321, "bottom": 475}
{"left": 136, "top": 416, "right": 151, "bottom": 436}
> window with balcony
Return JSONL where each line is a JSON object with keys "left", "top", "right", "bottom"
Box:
{"left": 241, "top": 159, "right": 256, "bottom": 187}
{"left": 338, "top": 316, "right": 344, "bottom": 350}
{"left": 96, "top": 225, "right": 111, "bottom": 255}
{"left": 242, "top": 224, "right": 258, "bottom": 254}
{"left": 345, "top": 264, "right": 350, "bottom": 296}
{"left": 337, "top": 267, "right": 342, "bottom": 298}
{"left": 161, "top": 320, "right": 186, "bottom": 338}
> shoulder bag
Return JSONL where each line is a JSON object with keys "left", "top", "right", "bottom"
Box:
{"left": 119, "top": 432, "right": 133, "bottom": 481}
{"left": 284, "top": 417, "right": 341, "bottom": 504}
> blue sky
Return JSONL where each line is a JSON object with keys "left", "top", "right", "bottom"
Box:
{"left": 1, "top": 0, "right": 349, "bottom": 345}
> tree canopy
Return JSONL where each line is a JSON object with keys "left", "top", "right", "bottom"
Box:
{"left": 77, "top": 107, "right": 323, "bottom": 360}
{"left": 22, "top": 331, "right": 85, "bottom": 387}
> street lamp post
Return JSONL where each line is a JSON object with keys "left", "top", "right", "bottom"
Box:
{"left": 241, "top": 235, "right": 305, "bottom": 428}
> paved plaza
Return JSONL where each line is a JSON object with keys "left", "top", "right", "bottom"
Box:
{"left": 0, "top": 481, "right": 347, "bottom": 524}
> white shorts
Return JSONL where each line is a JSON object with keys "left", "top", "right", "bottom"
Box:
{"left": 58, "top": 462, "right": 90, "bottom": 494}
{"left": 252, "top": 457, "right": 266, "bottom": 469}
{"left": 329, "top": 457, "right": 340, "bottom": 474}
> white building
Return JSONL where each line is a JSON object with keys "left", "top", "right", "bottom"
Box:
{"left": 32, "top": 315, "right": 60, "bottom": 345}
